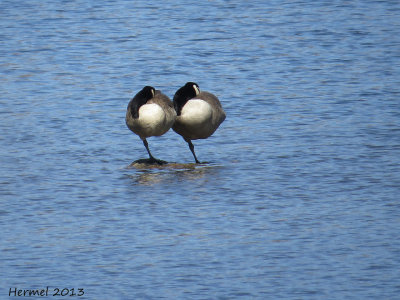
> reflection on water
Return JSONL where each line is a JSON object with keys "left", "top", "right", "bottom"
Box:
{"left": 126, "top": 162, "right": 221, "bottom": 185}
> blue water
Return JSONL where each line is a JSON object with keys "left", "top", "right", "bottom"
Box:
{"left": 1, "top": 0, "right": 400, "bottom": 299}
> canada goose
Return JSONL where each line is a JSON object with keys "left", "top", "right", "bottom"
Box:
{"left": 172, "top": 82, "right": 226, "bottom": 163}
{"left": 126, "top": 86, "right": 176, "bottom": 164}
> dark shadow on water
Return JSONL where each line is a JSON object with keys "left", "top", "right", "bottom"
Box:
{"left": 124, "top": 160, "right": 221, "bottom": 185}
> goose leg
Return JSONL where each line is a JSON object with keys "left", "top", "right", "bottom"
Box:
{"left": 142, "top": 139, "right": 155, "bottom": 160}
{"left": 142, "top": 139, "right": 166, "bottom": 165}
{"left": 186, "top": 139, "right": 200, "bottom": 164}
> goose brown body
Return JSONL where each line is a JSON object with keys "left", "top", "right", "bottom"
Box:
{"left": 126, "top": 86, "right": 176, "bottom": 164}
{"left": 172, "top": 82, "right": 225, "bottom": 163}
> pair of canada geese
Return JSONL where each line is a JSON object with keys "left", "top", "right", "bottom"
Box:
{"left": 126, "top": 82, "right": 226, "bottom": 164}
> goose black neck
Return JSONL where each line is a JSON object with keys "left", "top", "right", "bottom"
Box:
{"left": 130, "top": 86, "right": 154, "bottom": 119}
{"left": 173, "top": 83, "right": 198, "bottom": 116}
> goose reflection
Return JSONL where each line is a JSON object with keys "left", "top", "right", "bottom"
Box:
{"left": 125, "top": 162, "right": 220, "bottom": 186}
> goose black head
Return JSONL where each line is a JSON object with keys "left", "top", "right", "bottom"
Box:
{"left": 129, "top": 86, "right": 155, "bottom": 119}
{"left": 173, "top": 82, "right": 200, "bottom": 116}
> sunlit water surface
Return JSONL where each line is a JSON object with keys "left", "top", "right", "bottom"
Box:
{"left": 1, "top": 0, "right": 400, "bottom": 299}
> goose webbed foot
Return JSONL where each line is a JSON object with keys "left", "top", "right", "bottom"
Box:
{"left": 148, "top": 157, "right": 168, "bottom": 165}
{"left": 140, "top": 138, "right": 168, "bottom": 165}
{"left": 132, "top": 157, "right": 168, "bottom": 165}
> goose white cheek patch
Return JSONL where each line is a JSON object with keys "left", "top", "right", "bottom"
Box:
{"left": 193, "top": 84, "right": 200, "bottom": 96}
